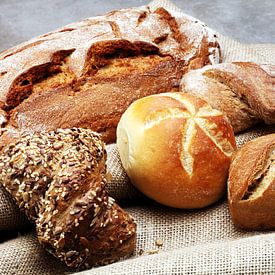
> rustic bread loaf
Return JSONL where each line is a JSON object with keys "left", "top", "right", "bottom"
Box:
{"left": 228, "top": 134, "right": 275, "bottom": 230}
{"left": 0, "top": 6, "right": 220, "bottom": 145}
{"left": 180, "top": 62, "right": 275, "bottom": 133}
{"left": 117, "top": 93, "right": 236, "bottom": 209}
{"left": 0, "top": 128, "right": 136, "bottom": 268}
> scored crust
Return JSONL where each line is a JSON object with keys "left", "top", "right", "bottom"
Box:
{"left": 0, "top": 6, "right": 220, "bottom": 144}
{"left": 0, "top": 128, "right": 136, "bottom": 268}
{"left": 180, "top": 62, "right": 275, "bottom": 133}
{"left": 117, "top": 93, "right": 236, "bottom": 208}
{"left": 228, "top": 134, "right": 275, "bottom": 230}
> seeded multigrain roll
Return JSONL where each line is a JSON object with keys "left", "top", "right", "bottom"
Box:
{"left": 0, "top": 128, "right": 136, "bottom": 269}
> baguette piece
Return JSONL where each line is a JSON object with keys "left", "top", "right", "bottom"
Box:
{"left": 0, "top": 128, "right": 136, "bottom": 268}
{"left": 0, "top": 6, "right": 220, "bottom": 145}
{"left": 117, "top": 92, "right": 236, "bottom": 208}
{"left": 228, "top": 134, "right": 275, "bottom": 230}
{"left": 180, "top": 62, "right": 275, "bottom": 133}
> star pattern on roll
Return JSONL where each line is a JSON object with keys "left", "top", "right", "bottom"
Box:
{"left": 144, "top": 93, "right": 235, "bottom": 176}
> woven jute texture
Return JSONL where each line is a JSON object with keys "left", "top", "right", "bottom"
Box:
{"left": 0, "top": 0, "right": 274, "bottom": 274}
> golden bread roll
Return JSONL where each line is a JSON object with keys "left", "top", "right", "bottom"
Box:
{"left": 228, "top": 134, "right": 275, "bottom": 230}
{"left": 117, "top": 93, "right": 236, "bottom": 208}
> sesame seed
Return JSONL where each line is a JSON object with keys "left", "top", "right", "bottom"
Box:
{"left": 90, "top": 218, "right": 97, "bottom": 227}
{"left": 14, "top": 179, "right": 20, "bottom": 185}
{"left": 147, "top": 249, "right": 159, "bottom": 255}
{"left": 74, "top": 209, "right": 81, "bottom": 215}
{"left": 53, "top": 209, "right": 58, "bottom": 215}
{"left": 53, "top": 142, "right": 63, "bottom": 150}
{"left": 90, "top": 190, "right": 96, "bottom": 197}
{"left": 75, "top": 200, "right": 87, "bottom": 207}
{"left": 54, "top": 226, "right": 63, "bottom": 234}
{"left": 65, "top": 250, "right": 77, "bottom": 258}
{"left": 22, "top": 192, "right": 29, "bottom": 202}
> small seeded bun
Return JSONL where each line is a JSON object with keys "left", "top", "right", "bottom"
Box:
{"left": 117, "top": 93, "right": 236, "bottom": 209}
{"left": 0, "top": 128, "right": 136, "bottom": 268}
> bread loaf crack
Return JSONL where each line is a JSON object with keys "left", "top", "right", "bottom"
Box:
{"left": 228, "top": 134, "right": 275, "bottom": 229}
{"left": 194, "top": 118, "right": 234, "bottom": 157}
{"left": 241, "top": 147, "right": 275, "bottom": 201}
{"left": 6, "top": 49, "right": 76, "bottom": 110}
{"left": 0, "top": 6, "right": 220, "bottom": 144}
{"left": 181, "top": 119, "right": 196, "bottom": 176}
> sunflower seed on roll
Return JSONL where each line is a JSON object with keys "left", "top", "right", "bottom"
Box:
{"left": 0, "top": 128, "right": 136, "bottom": 269}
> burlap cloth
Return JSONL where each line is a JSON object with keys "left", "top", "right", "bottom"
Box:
{"left": 0, "top": 0, "right": 274, "bottom": 274}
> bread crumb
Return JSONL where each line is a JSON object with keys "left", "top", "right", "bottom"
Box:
{"left": 147, "top": 249, "right": 159, "bottom": 255}
{"left": 155, "top": 238, "right": 163, "bottom": 247}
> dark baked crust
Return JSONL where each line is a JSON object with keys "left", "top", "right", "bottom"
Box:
{"left": 180, "top": 62, "right": 275, "bottom": 133}
{"left": 0, "top": 128, "right": 136, "bottom": 268}
{"left": 0, "top": 6, "right": 220, "bottom": 144}
{"left": 228, "top": 134, "right": 275, "bottom": 230}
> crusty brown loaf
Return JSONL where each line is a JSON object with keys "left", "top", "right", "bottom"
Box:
{"left": 117, "top": 92, "right": 236, "bottom": 208}
{"left": 180, "top": 62, "right": 275, "bottom": 133}
{"left": 0, "top": 6, "right": 219, "bottom": 145}
{"left": 228, "top": 134, "right": 275, "bottom": 230}
{"left": 0, "top": 128, "right": 136, "bottom": 268}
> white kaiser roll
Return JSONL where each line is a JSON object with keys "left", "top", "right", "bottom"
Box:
{"left": 117, "top": 93, "right": 236, "bottom": 208}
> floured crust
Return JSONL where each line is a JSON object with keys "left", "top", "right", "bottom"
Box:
{"left": 0, "top": 6, "right": 220, "bottom": 144}
{"left": 228, "top": 134, "right": 275, "bottom": 230}
{"left": 0, "top": 128, "right": 136, "bottom": 268}
{"left": 180, "top": 62, "right": 275, "bottom": 133}
{"left": 117, "top": 92, "right": 236, "bottom": 209}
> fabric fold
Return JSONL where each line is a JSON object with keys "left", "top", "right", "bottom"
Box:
{"left": 79, "top": 233, "right": 275, "bottom": 275}
{"left": 0, "top": 0, "right": 274, "bottom": 274}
